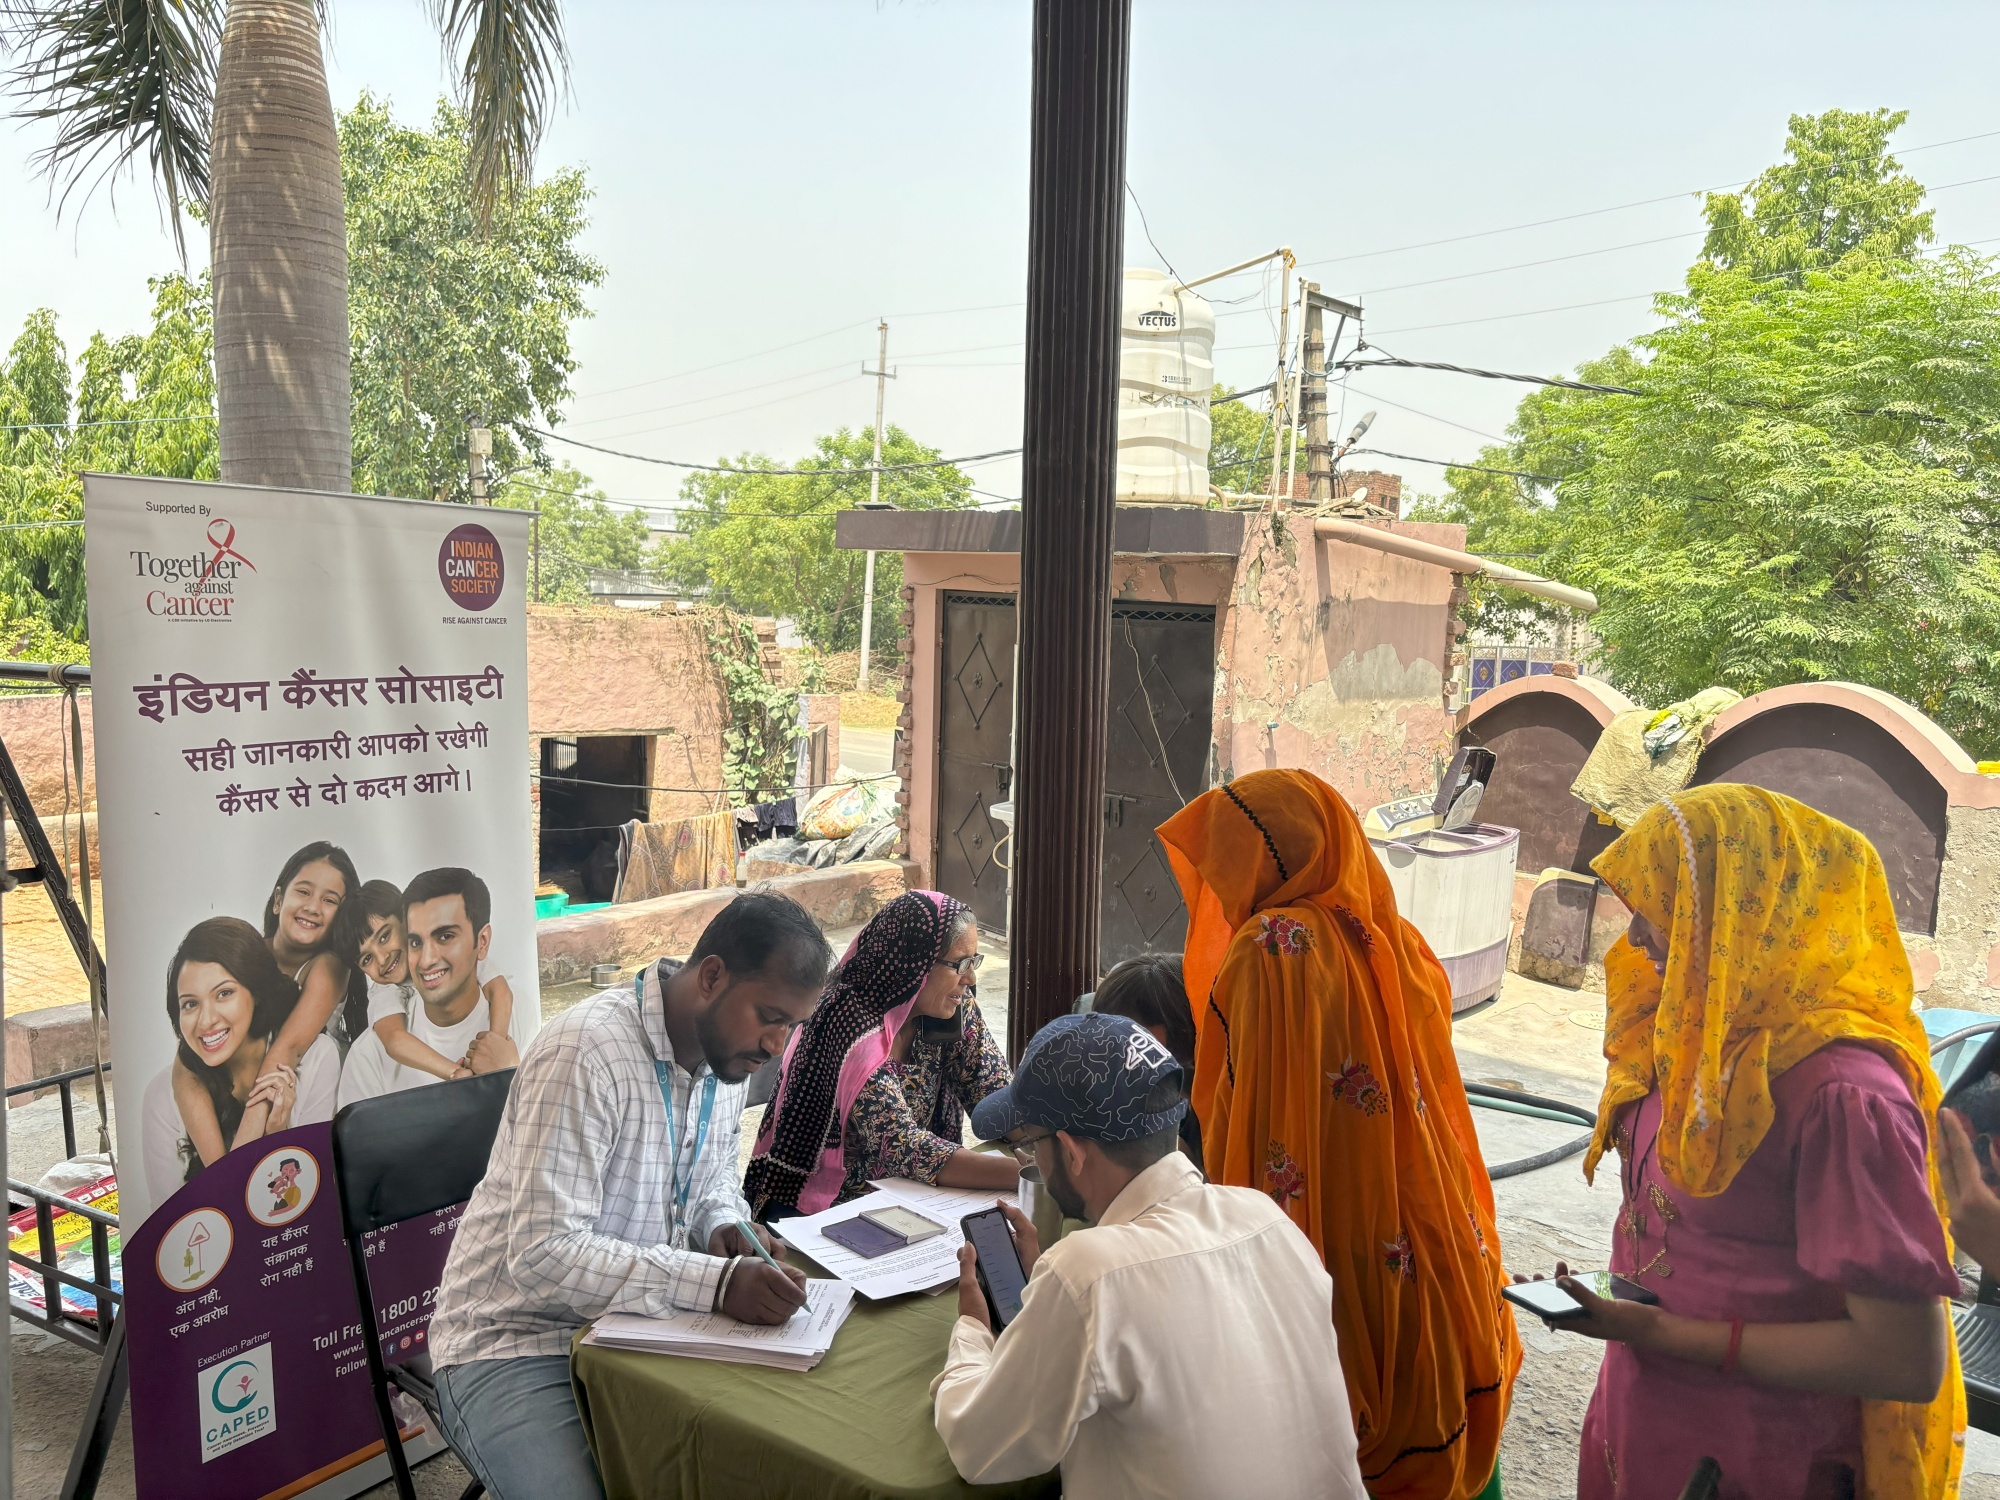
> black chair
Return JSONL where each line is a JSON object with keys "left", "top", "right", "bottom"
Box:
{"left": 1956, "top": 1274, "right": 2000, "bottom": 1435}
{"left": 331, "top": 1070, "right": 515, "bottom": 1500}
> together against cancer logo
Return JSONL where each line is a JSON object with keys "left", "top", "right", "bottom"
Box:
{"left": 131, "top": 516, "right": 255, "bottom": 621}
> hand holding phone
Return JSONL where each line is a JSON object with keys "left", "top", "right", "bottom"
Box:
{"left": 1503, "top": 1261, "right": 1663, "bottom": 1346}
{"left": 960, "top": 1206, "right": 1033, "bottom": 1329}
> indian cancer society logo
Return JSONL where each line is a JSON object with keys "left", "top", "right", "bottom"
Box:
{"left": 439, "top": 522, "right": 504, "bottom": 612}
{"left": 131, "top": 517, "right": 256, "bottom": 620}
{"left": 198, "top": 1340, "right": 278, "bottom": 1462}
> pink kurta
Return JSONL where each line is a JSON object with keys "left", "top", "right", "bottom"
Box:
{"left": 1579, "top": 1041, "right": 1958, "bottom": 1500}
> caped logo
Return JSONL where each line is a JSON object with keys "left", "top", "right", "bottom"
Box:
{"left": 198, "top": 1340, "right": 277, "bottom": 1462}
{"left": 134, "top": 518, "right": 254, "bottom": 620}
{"left": 1136, "top": 310, "right": 1177, "bottom": 328}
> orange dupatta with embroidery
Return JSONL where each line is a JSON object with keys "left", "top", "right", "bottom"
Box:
{"left": 1160, "top": 769, "right": 1520, "bottom": 1500}
{"left": 1587, "top": 785, "right": 1964, "bottom": 1500}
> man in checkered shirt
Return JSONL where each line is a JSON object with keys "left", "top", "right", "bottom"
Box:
{"left": 431, "top": 893, "right": 831, "bottom": 1499}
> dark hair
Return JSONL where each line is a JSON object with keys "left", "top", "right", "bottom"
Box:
{"left": 356, "top": 879, "right": 404, "bottom": 927}
{"left": 263, "top": 841, "right": 360, "bottom": 945}
{"left": 1093, "top": 956, "right": 1196, "bottom": 1072}
{"left": 167, "top": 917, "right": 302, "bottom": 1182}
{"left": 1096, "top": 1075, "right": 1189, "bottom": 1171}
{"left": 279, "top": 1157, "right": 300, "bottom": 1171}
{"left": 691, "top": 892, "right": 832, "bottom": 991}
{"left": 402, "top": 867, "right": 491, "bottom": 933}
{"left": 265, "top": 841, "right": 368, "bottom": 1043}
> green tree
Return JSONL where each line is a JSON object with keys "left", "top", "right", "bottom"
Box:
{"left": 656, "top": 426, "right": 974, "bottom": 651}
{"left": 493, "top": 463, "right": 650, "bottom": 603}
{"left": 0, "top": 277, "right": 217, "bottom": 649}
{"left": 1701, "top": 108, "right": 1933, "bottom": 283}
{"left": 1422, "top": 110, "right": 2000, "bottom": 755}
{"left": 2, "top": 0, "right": 568, "bottom": 492}
{"left": 1206, "top": 384, "right": 1302, "bottom": 495}
{"left": 345, "top": 96, "right": 603, "bottom": 504}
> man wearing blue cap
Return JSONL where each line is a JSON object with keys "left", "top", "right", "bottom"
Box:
{"left": 931, "top": 1012, "right": 1365, "bottom": 1500}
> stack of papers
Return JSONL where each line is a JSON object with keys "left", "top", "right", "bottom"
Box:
{"left": 776, "top": 1178, "right": 1019, "bottom": 1300}
{"left": 584, "top": 1278, "right": 857, "bottom": 1371}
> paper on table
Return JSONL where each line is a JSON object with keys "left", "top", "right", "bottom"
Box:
{"left": 775, "top": 1178, "right": 1019, "bottom": 1300}
{"left": 584, "top": 1278, "right": 857, "bottom": 1370}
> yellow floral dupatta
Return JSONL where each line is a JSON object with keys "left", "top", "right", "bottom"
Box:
{"left": 1586, "top": 784, "right": 1963, "bottom": 1500}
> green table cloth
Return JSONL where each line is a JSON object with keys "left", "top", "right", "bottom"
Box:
{"left": 572, "top": 1287, "right": 1058, "bottom": 1500}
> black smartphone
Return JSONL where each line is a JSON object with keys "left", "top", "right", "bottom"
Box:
{"left": 1502, "top": 1271, "right": 1660, "bottom": 1321}
{"left": 960, "top": 1208, "right": 1029, "bottom": 1329}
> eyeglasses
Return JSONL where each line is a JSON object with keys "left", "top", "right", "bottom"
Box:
{"left": 936, "top": 954, "right": 985, "bottom": 979}
{"left": 1010, "top": 1129, "right": 1057, "bottom": 1160}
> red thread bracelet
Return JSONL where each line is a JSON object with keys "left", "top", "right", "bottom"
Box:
{"left": 1722, "top": 1318, "right": 1745, "bottom": 1376}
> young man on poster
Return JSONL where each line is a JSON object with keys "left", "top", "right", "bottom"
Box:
{"left": 428, "top": 893, "right": 832, "bottom": 1500}
{"left": 336, "top": 868, "right": 517, "bottom": 1103}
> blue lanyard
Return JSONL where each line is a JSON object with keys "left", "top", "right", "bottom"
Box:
{"left": 640, "top": 969, "right": 718, "bottom": 1232}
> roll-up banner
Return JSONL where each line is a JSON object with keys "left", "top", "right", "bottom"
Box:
{"left": 83, "top": 474, "right": 540, "bottom": 1497}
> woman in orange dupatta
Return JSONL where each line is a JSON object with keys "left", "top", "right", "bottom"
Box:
{"left": 1159, "top": 768, "right": 1520, "bottom": 1500}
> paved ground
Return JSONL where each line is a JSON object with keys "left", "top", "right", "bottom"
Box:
{"left": 2, "top": 881, "right": 101, "bottom": 1018}
{"left": 16, "top": 949, "right": 2000, "bottom": 1496}
{"left": 839, "top": 727, "right": 895, "bottom": 780}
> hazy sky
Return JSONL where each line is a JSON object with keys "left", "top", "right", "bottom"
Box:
{"left": 7, "top": 1, "right": 2000, "bottom": 515}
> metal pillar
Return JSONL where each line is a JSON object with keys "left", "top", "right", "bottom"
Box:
{"left": 1008, "top": 0, "right": 1131, "bottom": 1057}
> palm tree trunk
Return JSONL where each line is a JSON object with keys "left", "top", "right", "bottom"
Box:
{"left": 211, "top": 0, "right": 351, "bottom": 492}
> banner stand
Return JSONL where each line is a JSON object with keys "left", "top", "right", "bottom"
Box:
{"left": 82, "top": 475, "right": 539, "bottom": 1499}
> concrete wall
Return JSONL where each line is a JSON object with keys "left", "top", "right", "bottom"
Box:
{"left": 0, "top": 691, "right": 96, "bottom": 817}
{"left": 1460, "top": 677, "right": 2000, "bottom": 1011}
{"left": 1212, "top": 514, "right": 1463, "bottom": 814}
{"left": 537, "top": 858, "right": 914, "bottom": 983}
{"left": 896, "top": 515, "right": 1464, "bottom": 881}
{"left": 525, "top": 604, "right": 730, "bottom": 822}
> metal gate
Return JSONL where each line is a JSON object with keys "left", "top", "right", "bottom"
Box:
{"left": 932, "top": 593, "right": 1215, "bottom": 966}
{"left": 935, "top": 592, "right": 1017, "bottom": 933}
{"left": 1099, "top": 604, "right": 1215, "bottom": 968}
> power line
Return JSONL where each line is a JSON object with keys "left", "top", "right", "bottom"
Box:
{"left": 1298, "top": 129, "right": 2000, "bottom": 272}
{"left": 1338, "top": 353, "right": 1640, "bottom": 395}
{"left": 1369, "top": 293, "right": 1657, "bottom": 338}
{"left": 561, "top": 361, "right": 857, "bottom": 431}
{"left": 0, "top": 414, "right": 213, "bottom": 431}
{"left": 584, "top": 374, "right": 860, "bottom": 442}
{"left": 1343, "top": 448, "right": 1562, "bottom": 483}
{"left": 0, "top": 518, "right": 83, "bottom": 530}
{"left": 1126, "top": 181, "right": 1183, "bottom": 285}
{"left": 531, "top": 425, "right": 1021, "bottom": 477}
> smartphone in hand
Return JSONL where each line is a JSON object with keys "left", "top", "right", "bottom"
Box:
{"left": 1502, "top": 1270, "right": 1659, "bottom": 1320}
{"left": 961, "top": 1208, "right": 1030, "bottom": 1329}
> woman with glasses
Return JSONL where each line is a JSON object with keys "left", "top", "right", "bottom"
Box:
{"left": 745, "top": 890, "right": 1016, "bottom": 1219}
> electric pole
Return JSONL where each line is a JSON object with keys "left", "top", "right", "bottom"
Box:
{"left": 1302, "top": 288, "right": 1362, "bottom": 504}
{"left": 1302, "top": 283, "right": 1329, "bottom": 503}
{"left": 857, "top": 321, "right": 896, "bottom": 691}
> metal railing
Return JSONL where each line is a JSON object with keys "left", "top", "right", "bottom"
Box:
{"left": 5, "top": 1065, "right": 120, "bottom": 1353}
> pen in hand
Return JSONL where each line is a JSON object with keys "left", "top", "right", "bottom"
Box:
{"left": 735, "top": 1218, "right": 786, "bottom": 1273}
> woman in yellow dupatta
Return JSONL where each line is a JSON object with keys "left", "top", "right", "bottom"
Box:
{"left": 1549, "top": 784, "right": 1962, "bottom": 1500}
{"left": 1159, "top": 769, "right": 1520, "bottom": 1500}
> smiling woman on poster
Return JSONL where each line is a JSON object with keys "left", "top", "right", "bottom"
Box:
{"left": 141, "top": 917, "right": 342, "bottom": 1204}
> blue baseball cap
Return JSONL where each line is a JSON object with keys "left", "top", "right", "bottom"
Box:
{"left": 972, "top": 1012, "right": 1187, "bottom": 1144}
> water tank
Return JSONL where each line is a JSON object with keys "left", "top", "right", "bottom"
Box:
{"left": 1117, "top": 268, "right": 1214, "bottom": 502}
